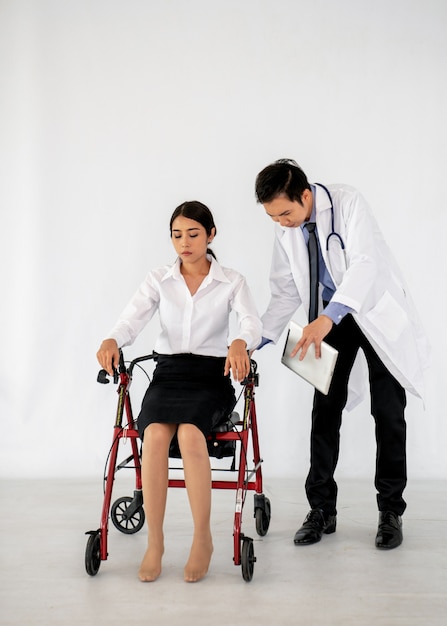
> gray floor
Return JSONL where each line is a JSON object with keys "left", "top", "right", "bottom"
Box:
{"left": 1, "top": 476, "right": 446, "bottom": 626}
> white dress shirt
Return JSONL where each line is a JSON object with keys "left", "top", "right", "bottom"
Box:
{"left": 108, "top": 256, "right": 262, "bottom": 357}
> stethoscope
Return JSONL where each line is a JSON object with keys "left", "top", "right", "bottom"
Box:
{"left": 314, "top": 183, "right": 346, "bottom": 251}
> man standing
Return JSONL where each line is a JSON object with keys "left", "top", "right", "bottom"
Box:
{"left": 255, "top": 159, "right": 429, "bottom": 549}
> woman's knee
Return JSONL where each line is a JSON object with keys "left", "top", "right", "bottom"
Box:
{"left": 177, "top": 424, "right": 207, "bottom": 457}
{"left": 143, "top": 423, "right": 177, "bottom": 451}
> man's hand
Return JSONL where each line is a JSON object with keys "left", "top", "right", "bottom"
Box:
{"left": 224, "top": 339, "right": 250, "bottom": 382}
{"left": 96, "top": 338, "right": 119, "bottom": 375}
{"left": 290, "top": 316, "right": 333, "bottom": 360}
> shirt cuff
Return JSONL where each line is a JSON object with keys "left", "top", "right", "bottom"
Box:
{"left": 257, "top": 336, "right": 273, "bottom": 350}
{"left": 322, "top": 302, "right": 353, "bottom": 325}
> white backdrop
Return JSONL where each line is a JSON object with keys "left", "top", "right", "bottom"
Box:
{"left": 1, "top": 0, "right": 446, "bottom": 481}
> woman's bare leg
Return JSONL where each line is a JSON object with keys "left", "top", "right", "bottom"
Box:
{"left": 139, "top": 423, "right": 177, "bottom": 582}
{"left": 177, "top": 424, "right": 213, "bottom": 582}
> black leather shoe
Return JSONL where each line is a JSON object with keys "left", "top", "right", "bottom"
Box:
{"left": 375, "top": 511, "right": 403, "bottom": 549}
{"left": 293, "top": 508, "right": 337, "bottom": 545}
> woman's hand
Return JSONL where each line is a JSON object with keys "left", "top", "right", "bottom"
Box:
{"left": 224, "top": 339, "right": 250, "bottom": 382}
{"left": 96, "top": 338, "right": 119, "bottom": 375}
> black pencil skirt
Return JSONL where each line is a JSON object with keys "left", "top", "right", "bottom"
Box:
{"left": 137, "top": 353, "right": 236, "bottom": 440}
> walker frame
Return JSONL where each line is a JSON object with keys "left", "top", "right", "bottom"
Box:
{"left": 85, "top": 351, "right": 271, "bottom": 582}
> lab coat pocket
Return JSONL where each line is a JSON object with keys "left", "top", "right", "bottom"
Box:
{"left": 365, "top": 291, "right": 407, "bottom": 342}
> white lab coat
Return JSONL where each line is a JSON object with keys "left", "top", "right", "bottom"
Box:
{"left": 261, "top": 184, "right": 430, "bottom": 407}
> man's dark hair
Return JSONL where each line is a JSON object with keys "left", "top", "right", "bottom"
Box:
{"left": 255, "top": 159, "right": 311, "bottom": 204}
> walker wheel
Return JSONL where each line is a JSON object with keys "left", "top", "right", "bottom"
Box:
{"left": 255, "top": 496, "right": 271, "bottom": 537}
{"left": 241, "top": 536, "right": 256, "bottom": 582}
{"left": 111, "top": 496, "right": 145, "bottom": 534}
{"left": 85, "top": 530, "right": 101, "bottom": 576}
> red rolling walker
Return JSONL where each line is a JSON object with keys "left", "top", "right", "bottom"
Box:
{"left": 85, "top": 351, "right": 271, "bottom": 582}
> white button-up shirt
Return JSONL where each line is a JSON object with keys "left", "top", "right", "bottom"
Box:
{"left": 108, "top": 256, "right": 262, "bottom": 357}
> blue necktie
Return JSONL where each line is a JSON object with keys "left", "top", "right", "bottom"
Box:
{"left": 305, "top": 223, "right": 319, "bottom": 322}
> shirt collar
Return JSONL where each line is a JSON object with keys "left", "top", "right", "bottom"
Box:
{"left": 162, "top": 255, "right": 230, "bottom": 284}
{"left": 209, "top": 255, "right": 231, "bottom": 283}
{"left": 161, "top": 258, "right": 181, "bottom": 281}
{"left": 300, "top": 184, "right": 317, "bottom": 232}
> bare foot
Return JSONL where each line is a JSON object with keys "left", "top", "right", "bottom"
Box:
{"left": 184, "top": 534, "right": 213, "bottom": 582}
{"left": 138, "top": 543, "right": 164, "bottom": 582}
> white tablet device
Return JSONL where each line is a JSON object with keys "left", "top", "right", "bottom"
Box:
{"left": 281, "top": 320, "right": 339, "bottom": 395}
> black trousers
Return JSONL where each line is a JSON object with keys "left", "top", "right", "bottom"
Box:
{"left": 305, "top": 314, "right": 407, "bottom": 516}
